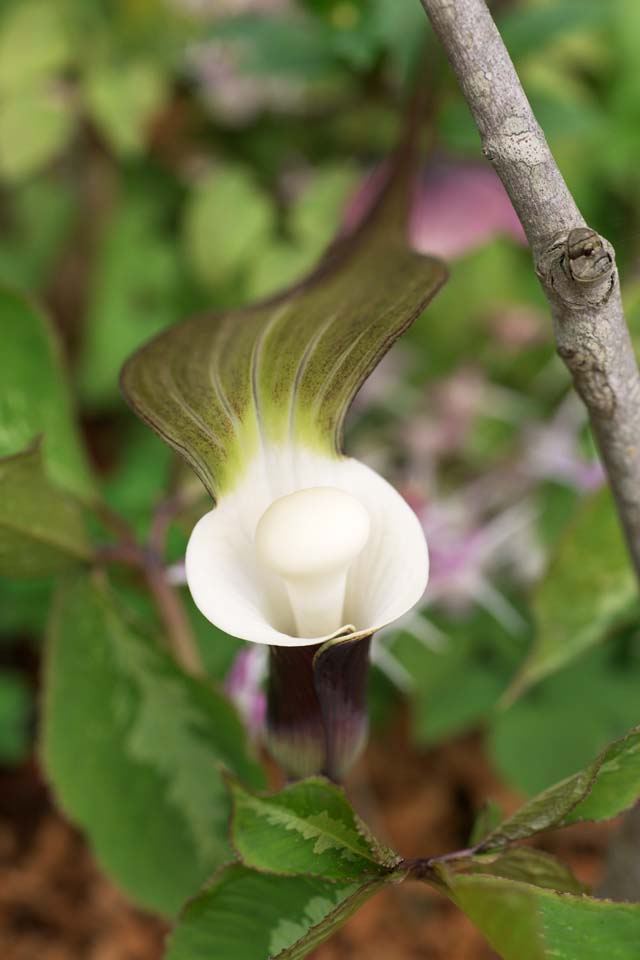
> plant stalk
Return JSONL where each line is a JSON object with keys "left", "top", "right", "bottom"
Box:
{"left": 418, "top": 0, "right": 640, "bottom": 579}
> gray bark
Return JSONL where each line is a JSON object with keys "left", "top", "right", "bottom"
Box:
{"left": 419, "top": 0, "right": 640, "bottom": 577}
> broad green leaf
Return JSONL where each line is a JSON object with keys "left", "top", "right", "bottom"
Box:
{"left": 78, "top": 189, "right": 190, "bottom": 409}
{"left": 42, "top": 574, "right": 265, "bottom": 916}
{"left": 0, "top": 286, "right": 95, "bottom": 500}
{"left": 507, "top": 488, "right": 636, "bottom": 699}
{"left": 183, "top": 165, "right": 275, "bottom": 295}
{"left": 0, "top": 445, "right": 91, "bottom": 576}
{"left": 0, "top": 670, "right": 32, "bottom": 763}
{"left": 480, "top": 725, "right": 640, "bottom": 850}
{"left": 436, "top": 864, "right": 640, "bottom": 960}
{"left": 122, "top": 173, "right": 447, "bottom": 498}
{"left": 0, "top": 87, "right": 75, "bottom": 182}
{"left": 166, "top": 862, "right": 389, "bottom": 960}
{"left": 84, "top": 60, "right": 168, "bottom": 156}
{"left": 229, "top": 776, "right": 400, "bottom": 880}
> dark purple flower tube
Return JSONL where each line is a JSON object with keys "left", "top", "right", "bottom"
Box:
{"left": 266, "top": 635, "right": 371, "bottom": 782}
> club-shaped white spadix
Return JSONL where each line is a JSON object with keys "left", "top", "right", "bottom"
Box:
{"left": 254, "top": 486, "right": 371, "bottom": 639}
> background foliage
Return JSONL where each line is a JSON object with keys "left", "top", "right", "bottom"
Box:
{"left": 2, "top": 0, "right": 640, "bottom": 957}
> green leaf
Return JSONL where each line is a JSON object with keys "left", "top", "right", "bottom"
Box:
{"left": 507, "top": 488, "right": 636, "bottom": 699}
{"left": 291, "top": 166, "right": 359, "bottom": 250}
{"left": 0, "top": 0, "right": 71, "bottom": 96}
{"left": 0, "top": 86, "right": 75, "bottom": 182}
{"left": 391, "top": 607, "right": 524, "bottom": 745}
{"left": 469, "top": 801, "right": 503, "bottom": 847}
{"left": 490, "top": 633, "right": 640, "bottom": 796}
{"left": 0, "top": 444, "right": 91, "bottom": 576}
{"left": 0, "top": 576, "right": 52, "bottom": 638}
{"left": 498, "top": 0, "right": 609, "bottom": 60}
{"left": 207, "top": 15, "right": 340, "bottom": 80}
{"left": 166, "top": 862, "right": 389, "bottom": 960}
{"left": 0, "top": 178, "right": 75, "bottom": 292}
{"left": 0, "top": 286, "right": 95, "bottom": 500}
{"left": 182, "top": 165, "right": 275, "bottom": 296}
{"left": 229, "top": 776, "right": 400, "bottom": 880}
{"left": 436, "top": 864, "right": 640, "bottom": 960}
{"left": 122, "top": 171, "right": 447, "bottom": 498}
{"left": 84, "top": 59, "right": 168, "bottom": 156}
{"left": 480, "top": 725, "right": 640, "bottom": 850}
{"left": 42, "top": 574, "right": 265, "bottom": 916}
{"left": 248, "top": 166, "right": 359, "bottom": 301}
{"left": 0, "top": 670, "right": 32, "bottom": 763}
{"left": 449, "top": 847, "right": 585, "bottom": 895}
{"left": 102, "top": 420, "right": 174, "bottom": 540}
{"left": 78, "top": 188, "right": 190, "bottom": 410}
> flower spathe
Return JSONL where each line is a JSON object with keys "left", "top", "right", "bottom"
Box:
{"left": 186, "top": 444, "right": 429, "bottom": 647}
{"left": 120, "top": 157, "right": 446, "bottom": 778}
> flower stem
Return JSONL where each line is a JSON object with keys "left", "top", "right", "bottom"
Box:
{"left": 95, "top": 500, "right": 204, "bottom": 678}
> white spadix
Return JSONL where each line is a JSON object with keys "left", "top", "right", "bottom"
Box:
{"left": 254, "top": 486, "right": 371, "bottom": 639}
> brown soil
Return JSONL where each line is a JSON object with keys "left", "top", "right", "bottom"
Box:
{"left": 0, "top": 711, "right": 615, "bottom": 960}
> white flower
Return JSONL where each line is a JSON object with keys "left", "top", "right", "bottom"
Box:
{"left": 186, "top": 444, "right": 429, "bottom": 647}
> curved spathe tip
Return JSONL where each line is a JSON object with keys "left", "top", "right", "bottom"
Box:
{"left": 185, "top": 446, "right": 428, "bottom": 647}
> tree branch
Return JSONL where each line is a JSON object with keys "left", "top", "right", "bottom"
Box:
{"left": 418, "top": 0, "right": 640, "bottom": 577}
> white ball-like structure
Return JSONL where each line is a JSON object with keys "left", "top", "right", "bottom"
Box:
{"left": 255, "top": 486, "right": 371, "bottom": 638}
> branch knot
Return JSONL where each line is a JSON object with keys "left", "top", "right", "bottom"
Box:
{"left": 537, "top": 228, "right": 616, "bottom": 308}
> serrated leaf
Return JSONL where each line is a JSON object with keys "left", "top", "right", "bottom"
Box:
{"left": 479, "top": 725, "right": 640, "bottom": 850}
{"left": 122, "top": 170, "right": 447, "bottom": 498}
{"left": 436, "top": 863, "right": 640, "bottom": 960}
{"left": 41, "top": 574, "right": 265, "bottom": 916}
{"left": 448, "top": 847, "right": 585, "bottom": 896}
{"left": 166, "top": 862, "right": 389, "bottom": 960}
{"left": 0, "top": 286, "right": 95, "bottom": 500}
{"left": 0, "top": 444, "right": 91, "bottom": 576}
{"left": 229, "top": 776, "right": 400, "bottom": 880}
{"left": 506, "top": 488, "right": 636, "bottom": 700}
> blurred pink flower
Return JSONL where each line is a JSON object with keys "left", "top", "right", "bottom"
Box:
{"left": 225, "top": 646, "right": 267, "bottom": 736}
{"left": 410, "top": 159, "right": 526, "bottom": 258}
{"left": 186, "top": 42, "right": 303, "bottom": 123}
{"left": 346, "top": 157, "right": 526, "bottom": 260}
{"left": 418, "top": 495, "right": 539, "bottom": 629}
{"left": 522, "top": 396, "right": 604, "bottom": 492}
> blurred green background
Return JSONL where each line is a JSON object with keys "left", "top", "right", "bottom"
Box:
{"left": 1, "top": 0, "right": 640, "bottom": 800}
